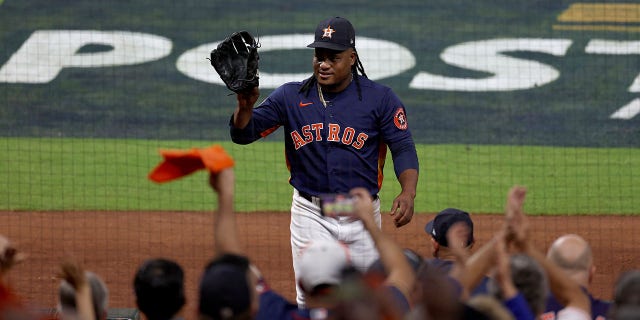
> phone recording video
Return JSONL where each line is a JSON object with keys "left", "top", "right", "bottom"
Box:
{"left": 319, "top": 193, "right": 355, "bottom": 218}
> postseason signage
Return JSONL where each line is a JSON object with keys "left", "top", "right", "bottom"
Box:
{"left": 0, "top": 2, "right": 638, "bottom": 146}
{"left": 1, "top": 31, "right": 638, "bottom": 120}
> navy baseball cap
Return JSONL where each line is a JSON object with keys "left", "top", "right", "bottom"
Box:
{"left": 424, "top": 208, "right": 474, "bottom": 247}
{"left": 198, "top": 254, "right": 251, "bottom": 319}
{"left": 307, "top": 16, "right": 356, "bottom": 51}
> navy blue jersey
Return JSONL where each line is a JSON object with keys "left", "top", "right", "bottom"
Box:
{"left": 505, "top": 292, "right": 536, "bottom": 320}
{"left": 424, "top": 258, "right": 490, "bottom": 297}
{"left": 230, "top": 75, "right": 418, "bottom": 196}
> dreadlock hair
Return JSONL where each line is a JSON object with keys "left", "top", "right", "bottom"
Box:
{"left": 299, "top": 48, "right": 368, "bottom": 101}
{"left": 298, "top": 75, "right": 316, "bottom": 98}
{"left": 352, "top": 48, "right": 368, "bottom": 100}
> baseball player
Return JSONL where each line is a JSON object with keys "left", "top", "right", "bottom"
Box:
{"left": 229, "top": 16, "right": 419, "bottom": 307}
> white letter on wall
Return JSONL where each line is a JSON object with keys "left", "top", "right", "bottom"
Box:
{"left": 585, "top": 39, "right": 640, "bottom": 119}
{"left": 0, "top": 30, "right": 172, "bottom": 83}
{"left": 585, "top": 39, "right": 640, "bottom": 93}
{"left": 409, "top": 38, "right": 572, "bottom": 91}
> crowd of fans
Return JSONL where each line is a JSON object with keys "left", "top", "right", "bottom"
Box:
{"left": 0, "top": 166, "right": 638, "bottom": 320}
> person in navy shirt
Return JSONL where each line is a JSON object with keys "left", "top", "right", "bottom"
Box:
{"left": 542, "top": 234, "right": 610, "bottom": 320}
{"left": 198, "top": 166, "right": 310, "bottom": 320}
{"left": 423, "top": 208, "right": 491, "bottom": 297}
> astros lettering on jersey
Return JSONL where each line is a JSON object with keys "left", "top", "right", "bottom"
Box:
{"left": 230, "top": 74, "right": 418, "bottom": 197}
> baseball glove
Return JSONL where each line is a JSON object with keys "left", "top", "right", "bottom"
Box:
{"left": 208, "top": 30, "right": 260, "bottom": 93}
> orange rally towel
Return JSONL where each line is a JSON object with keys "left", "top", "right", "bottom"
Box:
{"left": 148, "top": 145, "right": 235, "bottom": 183}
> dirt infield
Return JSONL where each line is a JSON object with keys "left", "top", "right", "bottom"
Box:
{"left": 0, "top": 211, "right": 637, "bottom": 317}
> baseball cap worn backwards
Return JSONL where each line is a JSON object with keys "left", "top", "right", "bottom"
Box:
{"left": 307, "top": 16, "right": 356, "bottom": 51}
{"left": 199, "top": 254, "right": 252, "bottom": 320}
{"left": 424, "top": 208, "right": 474, "bottom": 247}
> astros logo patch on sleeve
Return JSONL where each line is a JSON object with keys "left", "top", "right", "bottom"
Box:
{"left": 394, "top": 107, "right": 408, "bottom": 130}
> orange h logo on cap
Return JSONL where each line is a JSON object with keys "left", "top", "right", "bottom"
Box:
{"left": 322, "top": 25, "right": 335, "bottom": 38}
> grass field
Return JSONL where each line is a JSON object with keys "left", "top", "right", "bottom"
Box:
{"left": 2, "top": 137, "right": 638, "bottom": 214}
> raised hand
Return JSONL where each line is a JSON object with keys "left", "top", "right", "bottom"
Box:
{"left": 504, "top": 186, "right": 528, "bottom": 250}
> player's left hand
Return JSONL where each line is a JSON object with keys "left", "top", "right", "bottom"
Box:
{"left": 390, "top": 192, "right": 415, "bottom": 227}
{"left": 236, "top": 86, "right": 260, "bottom": 108}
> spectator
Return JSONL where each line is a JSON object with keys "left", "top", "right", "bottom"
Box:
{"left": 407, "top": 221, "right": 494, "bottom": 320}
{"left": 505, "top": 186, "right": 592, "bottom": 320}
{"left": 57, "top": 259, "right": 108, "bottom": 320}
{"left": 543, "top": 234, "right": 610, "bottom": 320}
{"left": 610, "top": 307, "right": 640, "bottom": 320}
{"left": 452, "top": 222, "right": 538, "bottom": 320}
{"left": 365, "top": 247, "right": 423, "bottom": 306}
{"left": 448, "top": 186, "right": 592, "bottom": 320}
{"left": 198, "top": 166, "right": 309, "bottom": 320}
{"left": 408, "top": 258, "right": 494, "bottom": 320}
{"left": 0, "top": 234, "right": 34, "bottom": 320}
{"left": 296, "top": 188, "right": 416, "bottom": 318}
{"left": 366, "top": 248, "right": 424, "bottom": 283}
{"left": 608, "top": 270, "right": 640, "bottom": 320}
{"left": 487, "top": 252, "right": 548, "bottom": 319}
{"left": 133, "top": 258, "right": 185, "bottom": 320}
{"left": 424, "top": 208, "right": 490, "bottom": 296}
{"left": 425, "top": 208, "right": 475, "bottom": 262}
{"left": 467, "top": 295, "right": 515, "bottom": 320}
{"left": 408, "top": 260, "right": 466, "bottom": 320}
{"left": 296, "top": 238, "right": 351, "bottom": 309}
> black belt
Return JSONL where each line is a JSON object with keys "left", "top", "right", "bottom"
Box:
{"left": 298, "top": 190, "right": 378, "bottom": 203}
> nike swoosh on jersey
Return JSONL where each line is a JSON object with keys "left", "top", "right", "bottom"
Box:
{"left": 299, "top": 102, "right": 313, "bottom": 107}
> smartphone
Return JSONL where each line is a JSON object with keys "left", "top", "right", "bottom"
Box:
{"left": 319, "top": 193, "right": 355, "bottom": 218}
